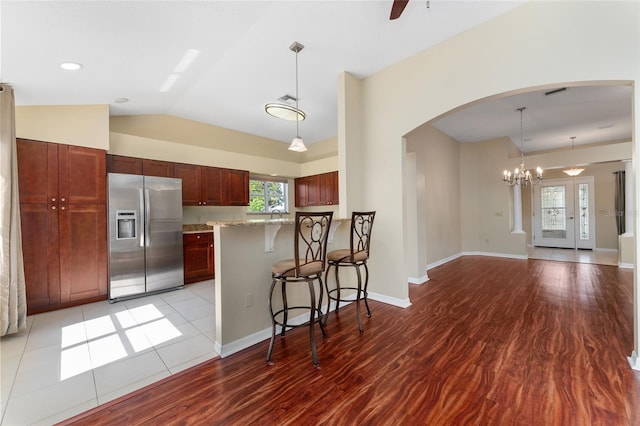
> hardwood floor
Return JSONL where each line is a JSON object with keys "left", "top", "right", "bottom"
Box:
{"left": 58, "top": 256, "right": 640, "bottom": 425}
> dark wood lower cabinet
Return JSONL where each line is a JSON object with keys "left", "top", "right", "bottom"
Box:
{"left": 183, "top": 233, "right": 215, "bottom": 284}
{"left": 58, "top": 204, "right": 107, "bottom": 303}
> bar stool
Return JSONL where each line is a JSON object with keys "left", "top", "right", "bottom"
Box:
{"left": 267, "top": 211, "right": 333, "bottom": 366}
{"left": 324, "top": 211, "right": 375, "bottom": 333}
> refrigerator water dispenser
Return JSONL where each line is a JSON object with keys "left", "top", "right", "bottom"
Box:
{"left": 116, "top": 210, "right": 137, "bottom": 239}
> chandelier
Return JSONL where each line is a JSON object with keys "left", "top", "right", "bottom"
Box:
{"left": 264, "top": 41, "right": 307, "bottom": 152}
{"left": 563, "top": 136, "right": 584, "bottom": 176}
{"left": 502, "top": 107, "right": 543, "bottom": 187}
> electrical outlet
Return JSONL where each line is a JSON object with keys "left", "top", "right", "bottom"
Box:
{"left": 245, "top": 293, "right": 254, "bottom": 308}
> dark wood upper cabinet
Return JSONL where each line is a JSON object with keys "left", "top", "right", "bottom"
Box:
{"left": 224, "top": 169, "right": 249, "bottom": 206}
{"left": 17, "top": 139, "right": 58, "bottom": 204}
{"left": 106, "top": 154, "right": 143, "bottom": 175}
{"left": 143, "top": 159, "right": 175, "bottom": 178}
{"left": 294, "top": 171, "right": 338, "bottom": 207}
{"left": 320, "top": 171, "right": 339, "bottom": 205}
{"left": 59, "top": 145, "right": 106, "bottom": 204}
{"left": 108, "top": 155, "right": 248, "bottom": 207}
{"left": 174, "top": 163, "right": 202, "bottom": 206}
{"left": 202, "top": 167, "right": 224, "bottom": 206}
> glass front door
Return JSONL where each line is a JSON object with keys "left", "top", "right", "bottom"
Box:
{"left": 532, "top": 177, "right": 595, "bottom": 249}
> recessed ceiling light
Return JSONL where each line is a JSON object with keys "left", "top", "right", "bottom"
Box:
{"left": 114, "top": 98, "right": 129, "bottom": 104}
{"left": 60, "top": 62, "right": 83, "bottom": 71}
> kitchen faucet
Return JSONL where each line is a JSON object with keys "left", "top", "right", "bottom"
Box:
{"left": 270, "top": 209, "right": 283, "bottom": 219}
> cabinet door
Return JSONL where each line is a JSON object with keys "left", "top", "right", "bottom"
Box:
{"left": 320, "top": 171, "right": 339, "bottom": 205}
{"left": 183, "top": 233, "right": 214, "bottom": 283}
{"left": 295, "top": 176, "right": 308, "bottom": 207}
{"left": 143, "top": 159, "right": 175, "bottom": 177}
{"left": 58, "top": 145, "right": 106, "bottom": 205}
{"left": 202, "top": 167, "right": 223, "bottom": 206}
{"left": 107, "top": 154, "right": 142, "bottom": 175}
{"left": 20, "top": 203, "right": 61, "bottom": 313}
{"left": 175, "top": 163, "right": 202, "bottom": 206}
{"left": 306, "top": 174, "right": 321, "bottom": 206}
{"left": 58, "top": 204, "right": 108, "bottom": 303}
{"left": 17, "top": 139, "right": 58, "bottom": 204}
{"left": 224, "top": 169, "right": 249, "bottom": 206}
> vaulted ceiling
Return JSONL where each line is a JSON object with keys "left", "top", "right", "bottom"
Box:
{"left": 1, "top": 1, "right": 631, "bottom": 152}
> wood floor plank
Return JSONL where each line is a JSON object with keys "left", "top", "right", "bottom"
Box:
{"left": 58, "top": 256, "right": 640, "bottom": 425}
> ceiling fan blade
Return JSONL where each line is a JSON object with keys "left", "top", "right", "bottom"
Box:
{"left": 390, "top": 0, "right": 409, "bottom": 20}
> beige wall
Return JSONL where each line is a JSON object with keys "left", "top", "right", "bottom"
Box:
{"left": 406, "top": 124, "right": 461, "bottom": 270}
{"left": 353, "top": 0, "right": 639, "bottom": 304}
{"left": 459, "top": 138, "right": 528, "bottom": 256}
{"left": 16, "top": 105, "right": 109, "bottom": 149}
{"left": 110, "top": 114, "right": 336, "bottom": 165}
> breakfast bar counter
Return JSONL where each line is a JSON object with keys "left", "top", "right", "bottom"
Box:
{"left": 206, "top": 217, "right": 350, "bottom": 357}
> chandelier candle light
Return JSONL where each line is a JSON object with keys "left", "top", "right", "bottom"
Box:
{"left": 502, "top": 107, "right": 543, "bottom": 187}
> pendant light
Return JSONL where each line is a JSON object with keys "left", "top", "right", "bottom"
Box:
{"left": 563, "top": 136, "right": 584, "bottom": 176}
{"left": 264, "top": 41, "right": 307, "bottom": 152}
{"left": 287, "top": 42, "right": 306, "bottom": 152}
{"left": 502, "top": 107, "right": 543, "bottom": 187}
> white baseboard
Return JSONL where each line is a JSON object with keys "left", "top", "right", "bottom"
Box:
{"left": 427, "top": 253, "right": 464, "bottom": 271}
{"left": 408, "top": 275, "right": 429, "bottom": 285}
{"left": 219, "top": 300, "right": 357, "bottom": 358}
{"left": 619, "top": 262, "right": 634, "bottom": 269}
{"left": 368, "top": 291, "right": 412, "bottom": 308}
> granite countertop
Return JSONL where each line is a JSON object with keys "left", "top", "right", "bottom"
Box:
{"left": 205, "top": 217, "right": 349, "bottom": 227}
{"left": 182, "top": 224, "right": 214, "bottom": 234}
{"left": 205, "top": 218, "right": 296, "bottom": 227}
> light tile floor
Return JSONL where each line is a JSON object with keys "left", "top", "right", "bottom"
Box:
{"left": 0, "top": 280, "right": 217, "bottom": 426}
{"left": 528, "top": 246, "right": 619, "bottom": 266}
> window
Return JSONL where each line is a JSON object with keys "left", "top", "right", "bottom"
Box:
{"left": 249, "top": 178, "right": 288, "bottom": 213}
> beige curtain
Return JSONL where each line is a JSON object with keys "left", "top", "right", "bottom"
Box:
{"left": 0, "top": 83, "right": 27, "bottom": 336}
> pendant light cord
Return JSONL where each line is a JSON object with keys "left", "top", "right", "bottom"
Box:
{"left": 295, "top": 48, "right": 300, "bottom": 137}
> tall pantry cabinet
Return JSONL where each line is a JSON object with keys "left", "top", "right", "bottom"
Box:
{"left": 17, "top": 138, "right": 107, "bottom": 314}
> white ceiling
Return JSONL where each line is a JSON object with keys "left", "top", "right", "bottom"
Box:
{"left": 1, "top": 1, "right": 632, "bottom": 152}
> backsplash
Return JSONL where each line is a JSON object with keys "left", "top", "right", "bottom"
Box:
{"left": 182, "top": 206, "right": 248, "bottom": 224}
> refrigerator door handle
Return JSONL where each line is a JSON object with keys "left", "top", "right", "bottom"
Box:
{"left": 144, "top": 188, "right": 151, "bottom": 247}
{"left": 139, "top": 188, "right": 145, "bottom": 248}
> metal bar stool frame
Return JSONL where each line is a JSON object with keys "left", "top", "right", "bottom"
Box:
{"left": 267, "top": 211, "right": 333, "bottom": 366}
{"left": 323, "top": 211, "right": 375, "bottom": 333}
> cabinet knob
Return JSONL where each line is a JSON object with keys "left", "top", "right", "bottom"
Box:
{"left": 210, "top": 244, "right": 213, "bottom": 248}
{"left": 51, "top": 197, "right": 56, "bottom": 202}
{"left": 198, "top": 202, "right": 202, "bottom": 205}
{"left": 60, "top": 206, "right": 66, "bottom": 211}
{"left": 203, "top": 202, "right": 207, "bottom": 205}
{"left": 60, "top": 197, "right": 66, "bottom": 202}
{"left": 51, "top": 205, "right": 57, "bottom": 210}
{"left": 196, "top": 235, "right": 201, "bottom": 239}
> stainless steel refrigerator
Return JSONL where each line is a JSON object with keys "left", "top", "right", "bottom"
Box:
{"left": 108, "top": 173, "right": 184, "bottom": 301}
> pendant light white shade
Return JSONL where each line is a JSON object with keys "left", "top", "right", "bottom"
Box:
{"left": 563, "top": 168, "right": 585, "bottom": 177}
{"left": 288, "top": 136, "right": 307, "bottom": 152}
